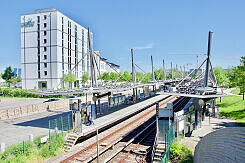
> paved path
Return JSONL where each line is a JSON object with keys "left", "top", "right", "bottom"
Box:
{"left": 223, "top": 88, "right": 243, "bottom": 97}
{"left": 179, "top": 116, "right": 239, "bottom": 154}
{"left": 0, "top": 108, "right": 71, "bottom": 147}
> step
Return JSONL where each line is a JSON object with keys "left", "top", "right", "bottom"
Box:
{"left": 155, "top": 149, "right": 165, "bottom": 153}
{"left": 156, "top": 146, "right": 165, "bottom": 150}
{"left": 68, "top": 134, "right": 78, "bottom": 138}
{"left": 153, "top": 157, "right": 162, "bottom": 161}
{"left": 154, "top": 152, "right": 163, "bottom": 157}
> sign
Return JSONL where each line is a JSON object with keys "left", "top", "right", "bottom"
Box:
{"left": 21, "top": 17, "right": 35, "bottom": 28}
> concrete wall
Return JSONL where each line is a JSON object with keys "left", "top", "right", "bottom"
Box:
{"left": 0, "top": 100, "right": 69, "bottom": 120}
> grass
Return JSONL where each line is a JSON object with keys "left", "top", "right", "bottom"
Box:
{"left": 217, "top": 95, "right": 245, "bottom": 126}
{"left": 170, "top": 140, "right": 193, "bottom": 163}
{"left": 231, "top": 88, "right": 242, "bottom": 95}
{"left": 0, "top": 133, "right": 66, "bottom": 163}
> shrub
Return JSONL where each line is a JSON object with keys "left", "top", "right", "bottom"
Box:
{"left": 170, "top": 141, "right": 193, "bottom": 163}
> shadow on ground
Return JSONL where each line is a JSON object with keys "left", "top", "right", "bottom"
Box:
{"left": 13, "top": 111, "right": 71, "bottom": 129}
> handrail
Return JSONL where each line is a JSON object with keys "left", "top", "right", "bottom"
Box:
{"left": 151, "top": 132, "right": 158, "bottom": 162}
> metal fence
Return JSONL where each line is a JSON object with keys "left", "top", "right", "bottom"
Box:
{"left": 48, "top": 113, "right": 73, "bottom": 141}
{"left": 162, "top": 122, "right": 175, "bottom": 163}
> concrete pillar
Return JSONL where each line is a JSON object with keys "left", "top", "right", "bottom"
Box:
{"left": 29, "top": 134, "right": 34, "bottom": 142}
{"left": 1, "top": 142, "right": 5, "bottom": 153}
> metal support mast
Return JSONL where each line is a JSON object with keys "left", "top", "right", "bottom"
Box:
{"left": 151, "top": 56, "right": 155, "bottom": 81}
{"left": 171, "top": 62, "right": 173, "bottom": 80}
{"left": 88, "top": 28, "right": 96, "bottom": 87}
{"left": 204, "top": 31, "right": 213, "bottom": 87}
{"left": 163, "top": 59, "right": 166, "bottom": 81}
{"left": 176, "top": 64, "right": 178, "bottom": 79}
{"left": 131, "top": 48, "right": 136, "bottom": 84}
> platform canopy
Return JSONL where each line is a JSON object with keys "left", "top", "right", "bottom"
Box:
{"left": 163, "top": 31, "right": 227, "bottom": 99}
{"left": 28, "top": 83, "right": 149, "bottom": 96}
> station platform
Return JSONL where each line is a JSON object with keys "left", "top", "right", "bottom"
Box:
{"left": 79, "top": 94, "right": 169, "bottom": 137}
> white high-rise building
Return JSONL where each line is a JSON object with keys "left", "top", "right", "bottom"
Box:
{"left": 21, "top": 8, "right": 92, "bottom": 89}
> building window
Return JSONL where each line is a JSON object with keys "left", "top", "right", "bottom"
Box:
{"left": 44, "top": 47, "right": 47, "bottom": 51}
{"left": 44, "top": 63, "right": 47, "bottom": 68}
{"left": 44, "top": 55, "right": 47, "bottom": 60}
{"left": 44, "top": 39, "right": 47, "bottom": 44}
{"left": 38, "top": 71, "right": 41, "bottom": 79}
{"left": 37, "top": 16, "right": 40, "bottom": 23}
{"left": 44, "top": 31, "right": 47, "bottom": 36}
{"left": 44, "top": 23, "right": 47, "bottom": 28}
{"left": 44, "top": 71, "right": 47, "bottom": 76}
{"left": 44, "top": 15, "right": 47, "bottom": 20}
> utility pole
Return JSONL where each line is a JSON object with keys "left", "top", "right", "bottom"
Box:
{"left": 151, "top": 56, "right": 155, "bottom": 81}
{"left": 204, "top": 31, "right": 213, "bottom": 87}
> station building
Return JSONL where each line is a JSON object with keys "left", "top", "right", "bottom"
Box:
{"left": 21, "top": 8, "right": 119, "bottom": 89}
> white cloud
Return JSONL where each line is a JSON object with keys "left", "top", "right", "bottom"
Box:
{"left": 134, "top": 43, "right": 153, "bottom": 50}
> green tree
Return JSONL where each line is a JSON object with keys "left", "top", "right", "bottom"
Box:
{"left": 101, "top": 72, "right": 110, "bottom": 81}
{"left": 81, "top": 72, "right": 89, "bottom": 85}
{"left": 2, "top": 67, "right": 14, "bottom": 88}
{"left": 214, "top": 67, "right": 229, "bottom": 87}
{"left": 230, "top": 59, "right": 245, "bottom": 100}
{"left": 122, "top": 71, "right": 132, "bottom": 82}
{"left": 9, "top": 76, "right": 21, "bottom": 87}
{"left": 154, "top": 69, "right": 163, "bottom": 80}
{"left": 62, "top": 73, "right": 76, "bottom": 88}
{"left": 109, "top": 72, "right": 118, "bottom": 81}
{"left": 2, "top": 66, "right": 14, "bottom": 81}
{"left": 136, "top": 72, "right": 144, "bottom": 82}
{"left": 141, "top": 73, "right": 152, "bottom": 82}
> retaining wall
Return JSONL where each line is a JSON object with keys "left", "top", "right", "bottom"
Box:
{"left": 0, "top": 100, "right": 69, "bottom": 120}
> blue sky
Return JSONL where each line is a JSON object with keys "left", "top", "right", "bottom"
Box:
{"left": 0, "top": 0, "right": 244, "bottom": 73}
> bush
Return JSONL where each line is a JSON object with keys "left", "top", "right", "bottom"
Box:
{"left": 0, "top": 88, "right": 66, "bottom": 98}
{"left": 170, "top": 141, "right": 193, "bottom": 163}
{"left": 0, "top": 133, "right": 66, "bottom": 163}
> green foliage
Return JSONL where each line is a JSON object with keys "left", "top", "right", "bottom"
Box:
{"left": 2, "top": 66, "right": 14, "bottom": 81}
{"left": 229, "top": 63, "right": 245, "bottom": 97}
{"left": 81, "top": 72, "right": 89, "bottom": 84}
{"left": 231, "top": 88, "right": 242, "bottom": 95}
{"left": 0, "top": 141, "right": 33, "bottom": 162}
{"left": 216, "top": 95, "right": 245, "bottom": 126}
{"left": 0, "top": 133, "right": 66, "bottom": 163}
{"left": 154, "top": 69, "right": 163, "bottom": 80}
{"left": 101, "top": 72, "right": 110, "bottom": 81}
{"left": 0, "top": 88, "right": 63, "bottom": 98}
{"left": 62, "top": 73, "right": 76, "bottom": 83}
{"left": 214, "top": 67, "right": 229, "bottom": 87}
{"left": 170, "top": 141, "right": 193, "bottom": 163}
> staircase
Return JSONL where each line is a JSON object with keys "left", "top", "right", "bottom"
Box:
{"left": 64, "top": 133, "right": 79, "bottom": 152}
{"left": 153, "top": 143, "right": 165, "bottom": 162}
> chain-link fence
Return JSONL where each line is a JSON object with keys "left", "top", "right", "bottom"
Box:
{"left": 162, "top": 122, "right": 175, "bottom": 163}
{"left": 48, "top": 113, "right": 73, "bottom": 141}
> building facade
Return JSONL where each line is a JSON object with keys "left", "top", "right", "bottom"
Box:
{"left": 21, "top": 9, "right": 119, "bottom": 89}
{"left": 21, "top": 8, "right": 92, "bottom": 89}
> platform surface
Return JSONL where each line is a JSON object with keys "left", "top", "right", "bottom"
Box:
{"left": 80, "top": 94, "right": 169, "bottom": 136}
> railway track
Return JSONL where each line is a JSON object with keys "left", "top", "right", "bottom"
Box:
{"left": 105, "top": 119, "right": 156, "bottom": 163}
{"left": 60, "top": 96, "right": 176, "bottom": 163}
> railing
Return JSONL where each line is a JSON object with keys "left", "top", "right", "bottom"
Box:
{"left": 151, "top": 131, "right": 158, "bottom": 161}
